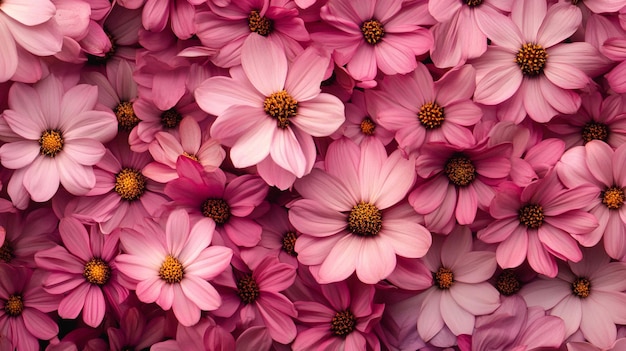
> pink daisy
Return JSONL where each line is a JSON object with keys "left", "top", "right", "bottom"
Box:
{"left": 473, "top": 0, "right": 606, "bottom": 123}
{"left": 477, "top": 172, "right": 599, "bottom": 277}
{"left": 333, "top": 89, "right": 394, "bottom": 146}
{"left": 520, "top": 246, "right": 626, "bottom": 349}
{"left": 34, "top": 218, "right": 128, "bottom": 328}
{"left": 0, "top": 75, "right": 117, "bottom": 207}
{"left": 195, "top": 34, "right": 345, "bottom": 189}
{"left": 0, "top": 208, "right": 57, "bottom": 268}
{"left": 115, "top": 209, "right": 233, "bottom": 326}
{"left": 312, "top": 0, "right": 433, "bottom": 82}
{"left": 289, "top": 137, "right": 431, "bottom": 284}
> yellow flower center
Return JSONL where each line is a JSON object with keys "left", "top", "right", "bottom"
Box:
{"left": 237, "top": 274, "right": 260, "bottom": 304}
{"left": 518, "top": 204, "right": 544, "bottom": 229}
{"left": 4, "top": 295, "right": 23, "bottom": 317}
{"left": 201, "top": 198, "right": 231, "bottom": 225}
{"left": 248, "top": 10, "right": 274, "bottom": 36}
{"left": 418, "top": 102, "right": 445, "bottom": 129}
{"left": 516, "top": 43, "right": 548, "bottom": 76}
{"left": 331, "top": 310, "right": 356, "bottom": 337}
{"left": 572, "top": 277, "right": 591, "bottom": 298}
{"left": 115, "top": 101, "right": 139, "bottom": 131}
{"left": 39, "top": 129, "right": 64, "bottom": 157}
{"left": 602, "top": 186, "right": 624, "bottom": 210}
{"left": 444, "top": 155, "right": 476, "bottom": 187}
{"left": 434, "top": 267, "right": 454, "bottom": 289}
{"left": 347, "top": 202, "right": 383, "bottom": 237}
{"left": 282, "top": 231, "right": 298, "bottom": 257}
{"left": 495, "top": 269, "right": 521, "bottom": 296}
{"left": 360, "top": 118, "right": 376, "bottom": 136}
{"left": 582, "top": 122, "right": 609, "bottom": 144}
{"left": 182, "top": 151, "right": 199, "bottom": 162}
{"left": 264, "top": 90, "right": 298, "bottom": 129}
{"left": 159, "top": 255, "right": 184, "bottom": 284}
{"left": 114, "top": 168, "right": 147, "bottom": 201}
{"left": 160, "top": 108, "right": 182, "bottom": 129}
{"left": 83, "top": 258, "right": 111, "bottom": 286}
{"left": 361, "top": 19, "right": 385, "bottom": 45}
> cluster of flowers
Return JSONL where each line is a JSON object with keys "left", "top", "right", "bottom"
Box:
{"left": 1, "top": 0, "right": 626, "bottom": 350}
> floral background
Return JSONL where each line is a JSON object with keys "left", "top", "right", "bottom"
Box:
{"left": 0, "top": 0, "right": 625, "bottom": 350}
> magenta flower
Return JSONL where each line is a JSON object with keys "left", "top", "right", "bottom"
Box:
{"left": 289, "top": 137, "right": 431, "bottom": 284}
{"left": 520, "top": 246, "right": 626, "bottom": 349}
{"left": 0, "top": 208, "right": 57, "bottom": 268}
{"left": 477, "top": 172, "right": 599, "bottom": 277}
{"left": 0, "top": 265, "right": 60, "bottom": 351}
{"left": 195, "top": 34, "right": 345, "bottom": 189}
{"left": 34, "top": 218, "right": 128, "bottom": 328}
{"left": 0, "top": 75, "right": 117, "bottom": 207}
{"left": 115, "top": 209, "right": 233, "bottom": 326}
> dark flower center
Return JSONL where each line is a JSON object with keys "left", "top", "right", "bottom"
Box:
{"left": 264, "top": 90, "right": 298, "bottom": 129}
{"left": 237, "top": 274, "right": 260, "bottom": 304}
{"left": 464, "top": 0, "right": 483, "bottom": 6}
{"left": 115, "top": 101, "right": 139, "bottom": 131}
{"left": 201, "top": 198, "right": 231, "bottom": 225}
{"left": 39, "top": 129, "right": 64, "bottom": 157}
{"left": 115, "top": 168, "right": 147, "bottom": 201}
{"left": 495, "top": 269, "right": 521, "bottom": 296}
{"left": 330, "top": 310, "right": 356, "bottom": 337}
{"left": 516, "top": 43, "right": 547, "bottom": 76}
{"left": 4, "top": 295, "right": 23, "bottom": 317}
{"left": 518, "top": 204, "right": 544, "bottom": 229}
{"left": 0, "top": 241, "right": 14, "bottom": 263}
{"left": 282, "top": 231, "right": 298, "bottom": 257}
{"left": 83, "top": 258, "right": 111, "bottom": 286}
{"left": 581, "top": 122, "right": 609, "bottom": 144}
{"left": 418, "top": 102, "right": 445, "bottom": 129}
{"left": 360, "top": 118, "right": 376, "bottom": 136}
{"left": 602, "top": 186, "right": 624, "bottom": 210}
{"left": 434, "top": 267, "right": 454, "bottom": 289}
{"left": 361, "top": 19, "right": 385, "bottom": 45}
{"left": 159, "top": 255, "right": 184, "bottom": 284}
{"left": 445, "top": 155, "right": 476, "bottom": 187}
{"left": 160, "top": 108, "right": 182, "bottom": 129}
{"left": 347, "top": 202, "right": 382, "bottom": 237}
{"left": 248, "top": 10, "right": 274, "bottom": 36}
{"left": 572, "top": 277, "right": 591, "bottom": 298}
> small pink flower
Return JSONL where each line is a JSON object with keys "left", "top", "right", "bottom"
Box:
{"left": 333, "top": 89, "right": 394, "bottom": 146}
{"left": 115, "top": 209, "right": 233, "bottom": 326}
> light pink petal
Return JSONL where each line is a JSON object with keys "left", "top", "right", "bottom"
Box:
{"left": 358, "top": 137, "right": 387, "bottom": 201}
{"left": 409, "top": 176, "right": 449, "bottom": 214}
{"left": 295, "top": 234, "right": 343, "bottom": 266}
{"left": 613, "top": 144, "right": 626, "bottom": 185}
{"left": 59, "top": 217, "right": 91, "bottom": 262}
{"left": 474, "top": 9, "right": 522, "bottom": 51}
{"left": 270, "top": 128, "right": 307, "bottom": 177}
{"left": 453, "top": 252, "right": 497, "bottom": 284}
{"left": 256, "top": 294, "right": 297, "bottom": 344}
{"left": 550, "top": 295, "right": 582, "bottom": 337}
{"left": 417, "top": 289, "right": 444, "bottom": 341}
{"left": 435, "top": 65, "right": 476, "bottom": 105}
{"left": 474, "top": 64, "right": 522, "bottom": 105}
{"left": 195, "top": 77, "right": 263, "bottom": 116}
{"left": 518, "top": 315, "right": 565, "bottom": 349}
{"left": 0, "top": 141, "right": 39, "bottom": 169}
{"left": 2, "top": 0, "right": 55, "bottom": 26}
{"left": 495, "top": 226, "right": 529, "bottom": 268}
{"left": 382, "top": 217, "right": 431, "bottom": 258}
{"left": 374, "top": 40, "right": 417, "bottom": 76}
{"left": 135, "top": 276, "right": 165, "bottom": 304}
{"left": 354, "top": 236, "right": 397, "bottom": 284}
{"left": 537, "top": 3, "right": 581, "bottom": 48}
{"left": 183, "top": 246, "right": 232, "bottom": 280}
{"left": 589, "top": 290, "right": 626, "bottom": 325}
{"left": 0, "top": 20, "right": 17, "bottom": 82}
{"left": 21, "top": 309, "right": 58, "bottom": 340}
{"left": 171, "top": 0, "right": 195, "bottom": 39}
{"left": 4, "top": 17, "right": 62, "bottom": 56}
{"left": 241, "top": 34, "right": 287, "bottom": 96}
{"left": 23, "top": 156, "right": 59, "bottom": 202}
{"left": 520, "top": 278, "right": 571, "bottom": 309}
{"left": 288, "top": 199, "right": 348, "bottom": 237}
{"left": 180, "top": 275, "right": 221, "bottom": 311}
{"left": 450, "top": 282, "right": 500, "bottom": 316}
{"left": 178, "top": 117, "right": 201, "bottom": 153}
{"left": 585, "top": 140, "right": 614, "bottom": 185}
{"left": 171, "top": 284, "right": 201, "bottom": 327}
{"left": 521, "top": 78, "right": 558, "bottom": 123}
{"left": 317, "top": 234, "right": 359, "bottom": 284}
{"left": 511, "top": 0, "right": 545, "bottom": 42}
{"left": 294, "top": 169, "right": 355, "bottom": 211}
{"left": 165, "top": 209, "right": 189, "bottom": 257}
{"left": 285, "top": 47, "right": 328, "bottom": 101}
{"left": 63, "top": 139, "right": 106, "bottom": 166}
{"left": 591, "top": 262, "right": 626, "bottom": 292}
{"left": 455, "top": 186, "right": 477, "bottom": 225}
{"left": 178, "top": 219, "right": 214, "bottom": 265}
{"left": 428, "top": 0, "right": 460, "bottom": 22}
{"left": 544, "top": 63, "right": 589, "bottom": 90}
{"left": 347, "top": 44, "right": 377, "bottom": 81}
{"left": 291, "top": 94, "right": 345, "bottom": 137}
{"left": 441, "top": 228, "right": 472, "bottom": 268}
{"left": 229, "top": 117, "right": 275, "bottom": 168}
{"left": 372, "top": 151, "right": 416, "bottom": 209}
{"left": 580, "top": 300, "right": 617, "bottom": 349}
{"left": 440, "top": 292, "right": 475, "bottom": 335}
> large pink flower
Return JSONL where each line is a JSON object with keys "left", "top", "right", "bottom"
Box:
{"left": 289, "top": 137, "right": 431, "bottom": 284}
{"left": 115, "top": 209, "right": 233, "bottom": 326}
{"left": 0, "top": 75, "right": 117, "bottom": 207}
{"left": 195, "top": 34, "right": 345, "bottom": 189}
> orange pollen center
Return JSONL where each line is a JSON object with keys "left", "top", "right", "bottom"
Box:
{"left": 282, "top": 231, "right": 298, "bottom": 257}
{"left": 4, "top": 295, "right": 23, "bottom": 317}
{"left": 114, "top": 168, "right": 147, "bottom": 201}
{"left": 83, "top": 258, "right": 111, "bottom": 285}
{"left": 347, "top": 202, "right": 382, "bottom": 237}
{"left": 361, "top": 19, "right": 385, "bottom": 45}
{"left": 360, "top": 117, "right": 376, "bottom": 135}
{"left": 516, "top": 43, "right": 547, "bottom": 76}
{"left": 39, "top": 129, "right": 64, "bottom": 157}
{"left": 159, "top": 255, "right": 184, "bottom": 284}
{"left": 248, "top": 10, "right": 274, "bottom": 36}
{"left": 444, "top": 155, "right": 476, "bottom": 187}
{"left": 264, "top": 90, "right": 298, "bottom": 129}
{"left": 115, "top": 101, "right": 139, "bottom": 131}
{"left": 434, "top": 267, "right": 454, "bottom": 289}
{"left": 572, "top": 277, "right": 591, "bottom": 298}
{"left": 602, "top": 186, "right": 624, "bottom": 210}
{"left": 418, "top": 102, "right": 445, "bottom": 129}
{"left": 518, "top": 204, "right": 544, "bottom": 228}
{"left": 201, "top": 198, "right": 230, "bottom": 225}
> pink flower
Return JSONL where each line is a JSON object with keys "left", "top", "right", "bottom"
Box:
{"left": 371, "top": 63, "right": 482, "bottom": 153}
{"left": 107, "top": 307, "right": 166, "bottom": 351}
{"left": 520, "top": 246, "right": 626, "bottom": 349}
{"left": 0, "top": 265, "right": 60, "bottom": 351}
{"left": 409, "top": 141, "right": 512, "bottom": 234}
{"left": 0, "top": 75, "right": 117, "bottom": 207}
{"left": 333, "top": 90, "right": 394, "bottom": 146}
{"left": 478, "top": 171, "right": 599, "bottom": 277}
{"left": 0, "top": 208, "right": 57, "bottom": 268}
{"left": 313, "top": 0, "right": 433, "bottom": 82}
{"left": 195, "top": 34, "right": 345, "bottom": 189}
{"left": 115, "top": 209, "right": 233, "bottom": 326}
{"left": 34, "top": 218, "right": 128, "bottom": 328}
{"left": 289, "top": 137, "right": 431, "bottom": 284}
{"left": 416, "top": 227, "right": 500, "bottom": 343}
{"left": 474, "top": 1, "right": 606, "bottom": 123}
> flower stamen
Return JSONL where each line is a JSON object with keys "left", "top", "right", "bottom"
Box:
{"left": 201, "top": 198, "right": 231, "bottom": 225}
{"left": 445, "top": 154, "right": 476, "bottom": 187}
{"left": 114, "top": 168, "right": 147, "bottom": 201}
{"left": 0, "top": 241, "right": 14, "bottom": 263}
{"left": 602, "top": 186, "right": 624, "bottom": 210}
{"left": 264, "top": 90, "right": 298, "bottom": 129}
{"left": 465, "top": 0, "right": 483, "bottom": 6}
{"left": 360, "top": 118, "right": 376, "bottom": 136}
{"left": 282, "top": 231, "right": 298, "bottom": 257}
{"left": 4, "top": 295, "right": 23, "bottom": 317}
{"left": 516, "top": 43, "right": 547, "bottom": 76}
{"left": 115, "top": 101, "right": 139, "bottom": 131}
{"left": 330, "top": 310, "right": 356, "bottom": 337}
{"left": 347, "top": 202, "right": 382, "bottom": 237}
{"left": 39, "top": 129, "right": 64, "bottom": 157}
{"left": 518, "top": 204, "right": 544, "bottom": 229}
{"left": 495, "top": 269, "right": 521, "bottom": 296}
{"left": 361, "top": 19, "right": 385, "bottom": 45}
{"left": 83, "top": 258, "right": 111, "bottom": 286}
{"left": 572, "top": 277, "right": 591, "bottom": 298}
{"left": 434, "top": 267, "right": 454, "bottom": 289}
{"left": 237, "top": 274, "right": 260, "bottom": 304}
{"left": 248, "top": 10, "right": 274, "bottom": 36}
{"left": 418, "top": 102, "right": 445, "bottom": 129}
{"left": 161, "top": 108, "right": 182, "bottom": 129}
{"left": 582, "top": 122, "right": 609, "bottom": 144}
{"left": 159, "top": 255, "right": 184, "bottom": 284}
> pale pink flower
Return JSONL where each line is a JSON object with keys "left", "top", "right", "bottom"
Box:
{"left": 195, "top": 34, "right": 344, "bottom": 189}
{"left": 417, "top": 227, "right": 500, "bottom": 343}
{"left": 520, "top": 246, "right": 626, "bottom": 349}
{"left": 371, "top": 63, "right": 482, "bottom": 154}
{"left": 473, "top": 1, "right": 606, "bottom": 123}
{"left": 478, "top": 172, "right": 599, "bottom": 277}
{"left": 0, "top": 75, "right": 117, "bottom": 207}
{"left": 312, "top": 0, "right": 433, "bottom": 82}
{"left": 115, "top": 209, "right": 233, "bottom": 326}
{"left": 333, "top": 90, "right": 393, "bottom": 146}
{"left": 289, "top": 137, "right": 431, "bottom": 284}
{"left": 557, "top": 141, "right": 626, "bottom": 259}
{"left": 35, "top": 218, "right": 128, "bottom": 328}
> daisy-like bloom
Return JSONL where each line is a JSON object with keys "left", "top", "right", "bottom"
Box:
{"left": 0, "top": 0, "right": 63, "bottom": 82}
{"left": 333, "top": 90, "right": 394, "bottom": 146}
{"left": 371, "top": 63, "right": 482, "bottom": 154}
{"left": 289, "top": 137, "right": 431, "bottom": 284}
{"left": 291, "top": 277, "right": 384, "bottom": 351}
{"left": 143, "top": 116, "right": 225, "bottom": 183}
{"left": 409, "top": 141, "right": 512, "bottom": 234}
{"left": 195, "top": 34, "right": 345, "bottom": 189}
{"left": 164, "top": 157, "right": 269, "bottom": 248}
{"left": 557, "top": 141, "right": 626, "bottom": 259}
{"left": 473, "top": 0, "right": 607, "bottom": 123}
{"left": 0, "top": 265, "right": 60, "bottom": 351}
{"left": 467, "top": 295, "right": 566, "bottom": 351}
{"left": 34, "top": 218, "right": 128, "bottom": 328}
{"left": 520, "top": 246, "right": 626, "bottom": 349}
{"left": 477, "top": 172, "right": 599, "bottom": 278}
{"left": 0, "top": 74, "right": 117, "bottom": 207}
{"left": 194, "top": 0, "right": 310, "bottom": 68}
{"left": 0, "top": 208, "right": 57, "bottom": 268}
{"left": 547, "top": 91, "right": 626, "bottom": 150}
{"left": 417, "top": 227, "right": 500, "bottom": 343}
{"left": 115, "top": 209, "right": 233, "bottom": 326}
{"left": 313, "top": 0, "right": 433, "bottom": 83}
